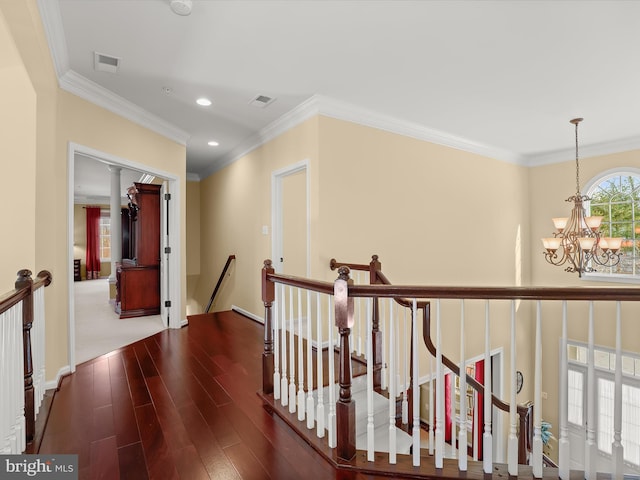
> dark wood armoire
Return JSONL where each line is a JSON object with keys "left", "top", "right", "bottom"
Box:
{"left": 115, "top": 182, "right": 161, "bottom": 318}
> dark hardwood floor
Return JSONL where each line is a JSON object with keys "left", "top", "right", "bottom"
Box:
{"left": 37, "top": 311, "right": 390, "bottom": 480}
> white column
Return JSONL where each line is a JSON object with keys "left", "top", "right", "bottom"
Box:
{"left": 108, "top": 165, "right": 122, "bottom": 285}
{"left": 306, "top": 290, "right": 315, "bottom": 429}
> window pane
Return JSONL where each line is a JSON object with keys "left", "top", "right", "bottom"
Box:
{"left": 587, "top": 173, "right": 640, "bottom": 277}
{"left": 567, "top": 370, "right": 583, "bottom": 426}
{"left": 597, "top": 378, "right": 614, "bottom": 454}
{"left": 595, "top": 350, "right": 610, "bottom": 370}
{"left": 622, "top": 384, "right": 640, "bottom": 466}
{"left": 622, "top": 356, "right": 635, "bottom": 376}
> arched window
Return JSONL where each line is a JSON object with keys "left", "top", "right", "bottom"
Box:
{"left": 585, "top": 169, "right": 640, "bottom": 279}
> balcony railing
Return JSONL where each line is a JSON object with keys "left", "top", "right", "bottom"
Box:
{"left": 260, "top": 256, "right": 640, "bottom": 479}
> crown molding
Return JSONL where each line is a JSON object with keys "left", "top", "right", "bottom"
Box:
{"left": 525, "top": 136, "right": 640, "bottom": 167}
{"left": 60, "top": 70, "right": 190, "bottom": 145}
{"left": 186, "top": 172, "right": 200, "bottom": 182}
{"left": 37, "top": 0, "right": 69, "bottom": 80}
{"left": 201, "top": 94, "right": 526, "bottom": 179}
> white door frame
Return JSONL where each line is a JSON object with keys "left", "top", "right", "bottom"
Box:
{"left": 67, "top": 142, "right": 182, "bottom": 371}
{"left": 271, "top": 159, "right": 310, "bottom": 275}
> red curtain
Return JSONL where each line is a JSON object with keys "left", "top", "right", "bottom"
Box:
{"left": 86, "top": 207, "right": 101, "bottom": 279}
{"left": 474, "top": 359, "right": 485, "bottom": 460}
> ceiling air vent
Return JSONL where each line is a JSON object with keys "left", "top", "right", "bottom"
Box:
{"left": 94, "top": 52, "right": 120, "bottom": 73}
{"left": 249, "top": 94, "right": 275, "bottom": 108}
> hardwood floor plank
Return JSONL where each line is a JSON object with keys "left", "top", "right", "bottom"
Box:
{"left": 109, "top": 354, "right": 141, "bottom": 447}
{"left": 176, "top": 402, "right": 240, "bottom": 480}
{"left": 145, "top": 376, "right": 193, "bottom": 452}
{"left": 122, "top": 348, "right": 152, "bottom": 407}
{"left": 90, "top": 435, "right": 120, "bottom": 480}
{"left": 134, "top": 403, "right": 179, "bottom": 480}
{"left": 117, "top": 442, "right": 149, "bottom": 480}
{"left": 223, "top": 442, "right": 272, "bottom": 480}
{"left": 92, "top": 404, "right": 116, "bottom": 442}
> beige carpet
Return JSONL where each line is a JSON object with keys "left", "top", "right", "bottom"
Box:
{"left": 74, "top": 278, "right": 165, "bottom": 365}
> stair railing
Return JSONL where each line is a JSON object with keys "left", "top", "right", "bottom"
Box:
{"left": 205, "top": 254, "right": 235, "bottom": 313}
{"left": 261, "top": 257, "right": 640, "bottom": 479}
{"left": 0, "top": 269, "right": 52, "bottom": 453}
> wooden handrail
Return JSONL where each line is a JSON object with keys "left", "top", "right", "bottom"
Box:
{"left": 205, "top": 254, "right": 236, "bottom": 313}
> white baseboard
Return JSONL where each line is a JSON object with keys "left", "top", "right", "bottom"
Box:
{"left": 44, "top": 365, "right": 72, "bottom": 391}
{"left": 180, "top": 318, "right": 189, "bottom": 327}
{"left": 231, "top": 305, "right": 264, "bottom": 324}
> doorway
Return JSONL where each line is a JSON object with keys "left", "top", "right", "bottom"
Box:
{"left": 68, "top": 143, "right": 182, "bottom": 371}
{"left": 271, "top": 160, "right": 310, "bottom": 276}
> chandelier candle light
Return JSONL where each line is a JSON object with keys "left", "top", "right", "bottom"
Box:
{"left": 541, "top": 118, "right": 622, "bottom": 277}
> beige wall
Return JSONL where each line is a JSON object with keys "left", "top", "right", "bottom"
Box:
{"left": 186, "top": 180, "right": 201, "bottom": 315}
{"left": 0, "top": 0, "right": 187, "bottom": 383}
{"left": 196, "top": 117, "right": 320, "bottom": 316}
{"left": 0, "top": 8, "right": 36, "bottom": 292}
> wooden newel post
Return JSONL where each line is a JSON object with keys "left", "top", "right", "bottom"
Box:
{"left": 15, "top": 269, "right": 35, "bottom": 444}
{"left": 369, "top": 255, "right": 383, "bottom": 389}
{"left": 334, "top": 266, "right": 356, "bottom": 461}
{"left": 262, "top": 260, "right": 275, "bottom": 395}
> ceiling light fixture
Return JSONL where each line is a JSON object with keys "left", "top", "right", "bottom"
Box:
{"left": 170, "top": 0, "right": 192, "bottom": 16}
{"left": 196, "top": 98, "right": 212, "bottom": 106}
{"left": 207, "top": 141, "right": 219, "bottom": 147}
{"left": 542, "top": 118, "right": 622, "bottom": 277}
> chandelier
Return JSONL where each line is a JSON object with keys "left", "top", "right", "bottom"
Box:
{"left": 541, "top": 118, "right": 622, "bottom": 277}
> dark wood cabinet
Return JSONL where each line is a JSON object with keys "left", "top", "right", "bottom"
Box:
{"left": 116, "top": 183, "right": 161, "bottom": 319}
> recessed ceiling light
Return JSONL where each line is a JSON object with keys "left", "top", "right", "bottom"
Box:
{"left": 196, "top": 98, "right": 212, "bottom": 106}
{"left": 207, "top": 141, "right": 219, "bottom": 147}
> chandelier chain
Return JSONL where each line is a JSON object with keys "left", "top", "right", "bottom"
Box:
{"left": 575, "top": 120, "right": 580, "bottom": 196}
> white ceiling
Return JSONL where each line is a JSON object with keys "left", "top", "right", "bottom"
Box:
{"left": 42, "top": 0, "right": 640, "bottom": 192}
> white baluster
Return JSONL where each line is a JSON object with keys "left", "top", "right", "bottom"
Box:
{"left": 585, "top": 301, "right": 597, "bottom": 480}
{"left": 388, "top": 299, "right": 397, "bottom": 464}
{"left": 280, "top": 285, "right": 288, "bottom": 406}
{"left": 327, "top": 296, "right": 336, "bottom": 448}
{"left": 367, "top": 297, "right": 375, "bottom": 461}
{"left": 450, "top": 372, "right": 456, "bottom": 459}
{"left": 381, "top": 299, "right": 388, "bottom": 391}
{"left": 289, "top": 286, "right": 296, "bottom": 414}
{"left": 612, "top": 301, "right": 623, "bottom": 480}
{"left": 435, "top": 299, "right": 444, "bottom": 469}
{"left": 412, "top": 299, "right": 421, "bottom": 467}
{"left": 483, "top": 300, "right": 492, "bottom": 474}
{"left": 316, "top": 292, "right": 325, "bottom": 438}
{"left": 558, "top": 301, "right": 569, "bottom": 480}
{"left": 273, "top": 284, "right": 281, "bottom": 400}
{"left": 473, "top": 389, "right": 478, "bottom": 461}
{"left": 459, "top": 300, "right": 467, "bottom": 472}
{"left": 508, "top": 300, "right": 518, "bottom": 476}
{"left": 306, "top": 290, "right": 314, "bottom": 428}
{"left": 402, "top": 306, "right": 409, "bottom": 425}
{"left": 356, "top": 272, "right": 362, "bottom": 357}
{"left": 429, "top": 353, "right": 434, "bottom": 455}
{"left": 532, "top": 301, "right": 542, "bottom": 478}
{"left": 297, "top": 288, "right": 305, "bottom": 421}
